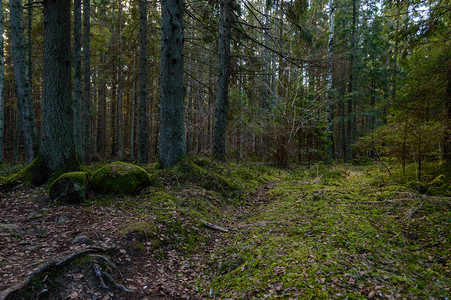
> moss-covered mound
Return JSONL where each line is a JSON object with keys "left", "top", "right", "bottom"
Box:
{"left": 49, "top": 172, "right": 90, "bottom": 204}
{"left": 150, "top": 157, "right": 241, "bottom": 198}
{"left": 91, "top": 162, "right": 150, "bottom": 194}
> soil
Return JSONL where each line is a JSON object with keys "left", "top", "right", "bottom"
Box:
{"left": 0, "top": 185, "right": 226, "bottom": 299}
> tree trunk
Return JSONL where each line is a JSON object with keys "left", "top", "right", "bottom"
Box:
{"left": 9, "top": 0, "right": 39, "bottom": 163}
{"left": 346, "top": 0, "right": 358, "bottom": 163}
{"left": 12, "top": 112, "right": 21, "bottom": 164}
{"left": 38, "top": 0, "right": 77, "bottom": 181}
{"left": 326, "top": 0, "right": 335, "bottom": 162}
{"left": 0, "top": 2, "right": 4, "bottom": 163}
{"left": 73, "top": 0, "right": 82, "bottom": 159}
{"left": 138, "top": 0, "right": 149, "bottom": 164}
{"left": 159, "top": 0, "right": 186, "bottom": 168}
{"left": 130, "top": 55, "right": 136, "bottom": 160}
{"left": 82, "top": 0, "right": 91, "bottom": 164}
{"left": 444, "top": 67, "right": 451, "bottom": 162}
{"left": 213, "top": 0, "right": 232, "bottom": 160}
{"left": 117, "top": 0, "right": 123, "bottom": 160}
{"left": 97, "top": 54, "right": 107, "bottom": 156}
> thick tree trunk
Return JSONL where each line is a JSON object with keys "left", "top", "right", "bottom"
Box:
{"left": 38, "top": 0, "right": 77, "bottom": 180}
{"left": 159, "top": 0, "right": 186, "bottom": 168}
{"left": 73, "top": 0, "right": 82, "bottom": 160}
{"left": 213, "top": 0, "right": 232, "bottom": 160}
{"left": 138, "top": 0, "right": 149, "bottom": 164}
{"left": 9, "top": 0, "right": 39, "bottom": 163}
{"left": 82, "top": 0, "right": 91, "bottom": 164}
{"left": 0, "top": 2, "right": 4, "bottom": 163}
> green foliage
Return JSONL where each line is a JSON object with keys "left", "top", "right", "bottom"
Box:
{"left": 91, "top": 161, "right": 150, "bottom": 194}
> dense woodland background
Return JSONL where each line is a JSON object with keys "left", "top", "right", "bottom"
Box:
{"left": 0, "top": 0, "right": 449, "bottom": 174}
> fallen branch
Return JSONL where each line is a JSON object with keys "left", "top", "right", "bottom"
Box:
{"left": 0, "top": 247, "right": 106, "bottom": 300}
{"left": 200, "top": 220, "right": 229, "bottom": 233}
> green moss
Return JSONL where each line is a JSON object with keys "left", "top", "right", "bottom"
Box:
{"left": 91, "top": 161, "right": 150, "bottom": 194}
{"left": 150, "top": 157, "right": 241, "bottom": 199}
{"left": 120, "top": 220, "right": 157, "bottom": 237}
{"left": 204, "top": 164, "right": 450, "bottom": 298}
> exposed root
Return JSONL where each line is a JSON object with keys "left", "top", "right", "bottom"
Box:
{"left": 93, "top": 263, "right": 109, "bottom": 290}
{"left": 0, "top": 247, "right": 133, "bottom": 300}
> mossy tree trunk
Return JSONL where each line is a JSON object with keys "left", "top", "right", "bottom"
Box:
{"left": 37, "top": 0, "right": 78, "bottom": 182}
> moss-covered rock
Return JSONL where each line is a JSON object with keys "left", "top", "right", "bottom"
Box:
{"left": 91, "top": 162, "right": 150, "bottom": 194}
{"left": 49, "top": 172, "right": 90, "bottom": 204}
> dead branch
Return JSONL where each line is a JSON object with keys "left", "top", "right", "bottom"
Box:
{"left": 200, "top": 220, "right": 229, "bottom": 233}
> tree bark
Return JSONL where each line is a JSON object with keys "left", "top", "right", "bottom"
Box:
{"left": 138, "top": 0, "right": 149, "bottom": 164}
{"left": 326, "top": 0, "right": 335, "bottom": 162}
{"left": 117, "top": 0, "right": 123, "bottom": 160}
{"left": 0, "top": 2, "right": 4, "bottom": 163}
{"left": 213, "top": 0, "right": 232, "bottom": 160}
{"left": 74, "top": 0, "right": 82, "bottom": 160}
{"left": 159, "top": 0, "right": 186, "bottom": 168}
{"left": 82, "top": 0, "right": 91, "bottom": 164}
{"left": 97, "top": 54, "right": 107, "bottom": 156}
{"left": 9, "top": 0, "right": 39, "bottom": 163}
{"left": 38, "top": 0, "right": 77, "bottom": 180}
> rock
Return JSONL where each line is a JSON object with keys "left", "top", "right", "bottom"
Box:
{"left": 71, "top": 235, "right": 90, "bottom": 244}
{"left": 49, "top": 172, "right": 90, "bottom": 204}
{"left": 0, "top": 223, "right": 20, "bottom": 232}
{"left": 368, "top": 290, "right": 376, "bottom": 299}
{"left": 91, "top": 162, "right": 150, "bottom": 194}
{"left": 55, "top": 214, "right": 70, "bottom": 223}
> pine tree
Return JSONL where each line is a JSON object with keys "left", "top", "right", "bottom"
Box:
{"left": 213, "top": 0, "right": 232, "bottom": 160}
{"left": 36, "top": 0, "right": 77, "bottom": 182}
{"left": 159, "top": 0, "right": 186, "bottom": 168}
{"left": 9, "top": 0, "right": 39, "bottom": 162}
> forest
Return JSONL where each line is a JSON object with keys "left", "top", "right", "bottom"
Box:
{"left": 0, "top": 0, "right": 449, "bottom": 299}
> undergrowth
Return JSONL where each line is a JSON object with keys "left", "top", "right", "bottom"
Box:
{"left": 88, "top": 157, "right": 279, "bottom": 254}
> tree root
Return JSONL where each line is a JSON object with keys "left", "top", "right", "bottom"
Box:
{"left": 0, "top": 247, "right": 131, "bottom": 300}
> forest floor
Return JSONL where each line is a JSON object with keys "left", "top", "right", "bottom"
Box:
{"left": 0, "top": 161, "right": 449, "bottom": 299}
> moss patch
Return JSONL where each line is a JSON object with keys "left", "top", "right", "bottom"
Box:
{"left": 91, "top": 162, "right": 150, "bottom": 194}
{"left": 204, "top": 164, "right": 450, "bottom": 299}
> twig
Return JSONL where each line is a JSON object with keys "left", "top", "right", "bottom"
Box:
{"left": 200, "top": 220, "right": 229, "bottom": 233}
